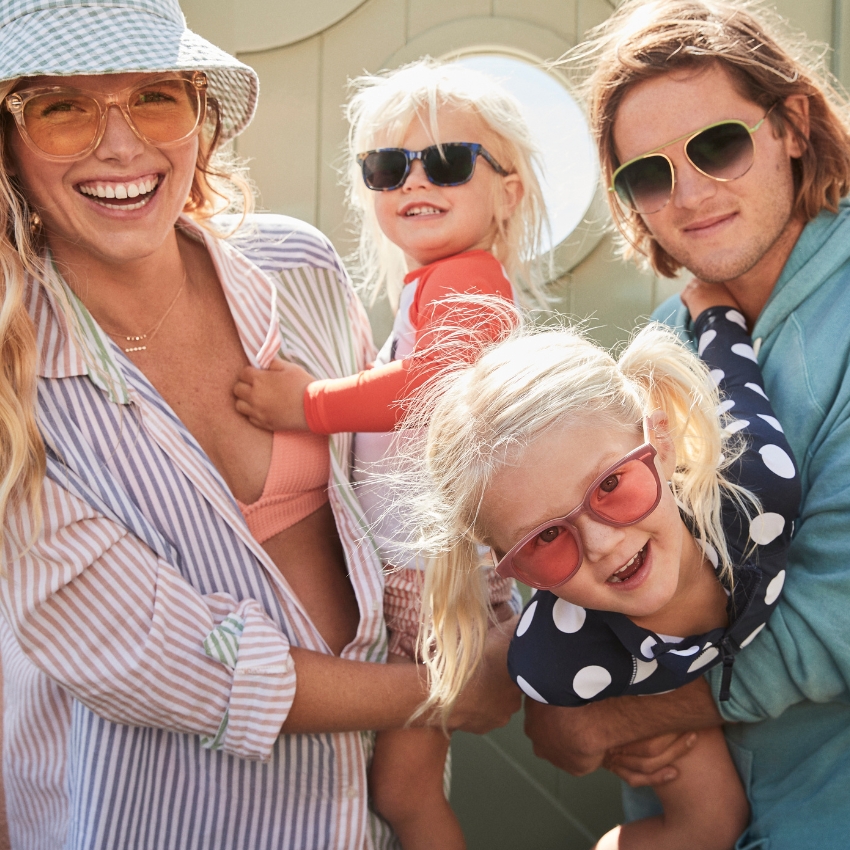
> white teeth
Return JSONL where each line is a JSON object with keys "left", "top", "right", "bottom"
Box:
{"left": 78, "top": 176, "right": 159, "bottom": 205}
{"left": 405, "top": 206, "right": 442, "bottom": 216}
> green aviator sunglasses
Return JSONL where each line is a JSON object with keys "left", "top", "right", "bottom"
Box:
{"left": 610, "top": 111, "right": 773, "bottom": 215}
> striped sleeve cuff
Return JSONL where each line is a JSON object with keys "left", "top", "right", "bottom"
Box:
{"left": 202, "top": 600, "right": 296, "bottom": 761}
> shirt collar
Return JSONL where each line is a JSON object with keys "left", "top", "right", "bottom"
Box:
{"left": 32, "top": 215, "right": 281, "bottom": 405}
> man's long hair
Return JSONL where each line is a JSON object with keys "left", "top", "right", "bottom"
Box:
{"left": 571, "top": 0, "right": 850, "bottom": 276}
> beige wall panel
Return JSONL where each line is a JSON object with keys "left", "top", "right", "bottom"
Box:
{"left": 407, "top": 0, "right": 492, "bottom": 41}
{"left": 565, "top": 232, "right": 657, "bottom": 349}
{"left": 492, "top": 0, "right": 577, "bottom": 44}
{"left": 182, "top": 0, "right": 236, "bottom": 54}
{"left": 836, "top": 0, "right": 850, "bottom": 85}
{"left": 236, "top": 39, "right": 322, "bottom": 223}
{"left": 316, "top": 0, "right": 408, "bottom": 246}
{"left": 576, "top": 0, "right": 614, "bottom": 41}
{"left": 386, "top": 17, "right": 570, "bottom": 66}
{"left": 773, "top": 0, "right": 833, "bottom": 48}
{"left": 236, "top": 0, "right": 368, "bottom": 52}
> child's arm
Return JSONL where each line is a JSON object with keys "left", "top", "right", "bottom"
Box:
{"left": 683, "top": 283, "right": 801, "bottom": 546}
{"left": 234, "top": 253, "right": 515, "bottom": 435}
{"left": 233, "top": 358, "right": 315, "bottom": 431}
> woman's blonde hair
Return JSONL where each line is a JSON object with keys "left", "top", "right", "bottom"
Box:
{"left": 0, "top": 76, "right": 254, "bottom": 549}
{"left": 344, "top": 58, "right": 550, "bottom": 310}
{"left": 412, "top": 321, "right": 757, "bottom": 720}
{"left": 568, "top": 0, "right": 850, "bottom": 277}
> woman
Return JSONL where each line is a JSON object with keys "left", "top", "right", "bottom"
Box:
{"left": 0, "top": 2, "right": 520, "bottom": 848}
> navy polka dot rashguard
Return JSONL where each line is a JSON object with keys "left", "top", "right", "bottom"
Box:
{"left": 507, "top": 307, "right": 802, "bottom": 706}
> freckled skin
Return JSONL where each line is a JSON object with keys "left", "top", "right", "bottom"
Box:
{"left": 612, "top": 64, "right": 808, "bottom": 322}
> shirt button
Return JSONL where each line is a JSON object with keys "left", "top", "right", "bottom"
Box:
{"left": 346, "top": 785, "right": 358, "bottom": 799}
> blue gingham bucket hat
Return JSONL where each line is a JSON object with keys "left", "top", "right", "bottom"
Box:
{"left": 0, "top": 0, "right": 258, "bottom": 140}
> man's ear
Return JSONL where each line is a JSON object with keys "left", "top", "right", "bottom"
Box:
{"left": 781, "top": 94, "right": 810, "bottom": 158}
{"left": 648, "top": 409, "right": 676, "bottom": 478}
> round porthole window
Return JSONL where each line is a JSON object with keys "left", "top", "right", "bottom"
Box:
{"left": 451, "top": 53, "right": 601, "bottom": 270}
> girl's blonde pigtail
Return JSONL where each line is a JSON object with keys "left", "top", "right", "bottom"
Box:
{"left": 618, "top": 323, "right": 757, "bottom": 583}
{"left": 416, "top": 536, "right": 489, "bottom": 727}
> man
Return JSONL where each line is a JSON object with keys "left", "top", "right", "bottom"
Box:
{"left": 525, "top": 2, "right": 850, "bottom": 847}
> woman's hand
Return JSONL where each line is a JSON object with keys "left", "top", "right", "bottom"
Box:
{"left": 233, "top": 358, "right": 315, "bottom": 431}
{"left": 446, "top": 619, "right": 522, "bottom": 734}
{"left": 679, "top": 279, "right": 743, "bottom": 324}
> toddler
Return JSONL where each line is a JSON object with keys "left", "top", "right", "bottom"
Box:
{"left": 412, "top": 283, "right": 799, "bottom": 850}
{"left": 233, "top": 59, "right": 549, "bottom": 849}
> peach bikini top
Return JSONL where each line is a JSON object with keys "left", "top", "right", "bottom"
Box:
{"left": 237, "top": 430, "right": 330, "bottom": 544}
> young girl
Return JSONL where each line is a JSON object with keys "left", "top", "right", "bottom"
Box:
{"left": 233, "top": 59, "right": 548, "bottom": 849}
{"left": 412, "top": 282, "right": 800, "bottom": 850}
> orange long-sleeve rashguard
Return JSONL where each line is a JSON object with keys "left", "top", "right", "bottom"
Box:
{"left": 303, "top": 250, "right": 516, "bottom": 434}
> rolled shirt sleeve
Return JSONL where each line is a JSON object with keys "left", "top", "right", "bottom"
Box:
{"left": 2, "top": 478, "right": 295, "bottom": 762}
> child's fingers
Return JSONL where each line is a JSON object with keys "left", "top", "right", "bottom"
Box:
{"left": 606, "top": 762, "right": 679, "bottom": 788}
{"left": 233, "top": 380, "right": 254, "bottom": 402}
{"left": 238, "top": 364, "right": 264, "bottom": 384}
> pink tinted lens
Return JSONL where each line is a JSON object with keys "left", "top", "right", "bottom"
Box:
{"left": 589, "top": 454, "right": 659, "bottom": 523}
{"left": 510, "top": 523, "right": 581, "bottom": 588}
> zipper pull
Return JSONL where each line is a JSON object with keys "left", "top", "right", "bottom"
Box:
{"left": 719, "top": 639, "right": 735, "bottom": 702}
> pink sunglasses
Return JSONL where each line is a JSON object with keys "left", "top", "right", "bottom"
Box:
{"left": 493, "top": 423, "right": 662, "bottom": 590}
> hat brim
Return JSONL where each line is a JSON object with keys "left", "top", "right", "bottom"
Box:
{"left": 0, "top": 6, "right": 258, "bottom": 140}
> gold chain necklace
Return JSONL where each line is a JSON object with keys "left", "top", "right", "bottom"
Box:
{"left": 101, "top": 271, "right": 187, "bottom": 353}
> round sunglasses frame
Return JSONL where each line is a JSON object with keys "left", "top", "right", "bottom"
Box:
{"left": 609, "top": 112, "right": 772, "bottom": 215}
{"left": 357, "top": 142, "right": 508, "bottom": 191}
{"left": 493, "top": 437, "right": 662, "bottom": 590}
{"left": 4, "top": 71, "right": 209, "bottom": 163}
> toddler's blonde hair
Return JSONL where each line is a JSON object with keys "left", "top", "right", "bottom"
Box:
{"left": 344, "top": 58, "right": 550, "bottom": 310}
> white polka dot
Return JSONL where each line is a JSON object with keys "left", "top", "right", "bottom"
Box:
{"left": 552, "top": 599, "right": 587, "bottom": 634}
{"left": 725, "top": 309, "right": 747, "bottom": 329}
{"left": 745, "top": 382, "right": 768, "bottom": 399}
{"left": 640, "top": 636, "right": 657, "bottom": 659}
{"left": 697, "top": 539, "right": 719, "bottom": 569}
{"left": 760, "top": 444, "right": 795, "bottom": 479}
{"left": 516, "top": 676, "right": 548, "bottom": 703}
{"left": 732, "top": 343, "right": 758, "bottom": 363}
{"left": 740, "top": 623, "right": 766, "bottom": 648}
{"left": 516, "top": 600, "right": 538, "bottom": 637}
{"left": 764, "top": 570, "right": 786, "bottom": 605}
{"left": 632, "top": 658, "right": 658, "bottom": 684}
{"left": 749, "top": 512, "right": 786, "bottom": 545}
{"left": 657, "top": 633, "right": 684, "bottom": 644}
{"left": 687, "top": 646, "right": 719, "bottom": 672}
{"left": 724, "top": 419, "right": 750, "bottom": 434}
{"left": 710, "top": 369, "right": 725, "bottom": 386}
{"left": 717, "top": 399, "right": 735, "bottom": 414}
{"left": 698, "top": 329, "right": 716, "bottom": 356}
{"left": 670, "top": 644, "right": 701, "bottom": 656}
{"left": 573, "top": 666, "right": 612, "bottom": 699}
{"left": 758, "top": 414, "right": 784, "bottom": 432}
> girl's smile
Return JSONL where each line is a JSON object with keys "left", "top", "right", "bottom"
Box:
{"left": 373, "top": 106, "right": 522, "bottom": 270}
{"left": 481, "top": 416, "right": 711, "bottom": 631}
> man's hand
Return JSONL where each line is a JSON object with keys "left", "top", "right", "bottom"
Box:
{"left": 523, "top": 678, "right": 723, "bottom": 780}
{"left": 447, "top": 619, "right": 522, "bottom": 734}
{"left": 680, "top": 278, "right": 743, "bottom": 324}
{"left": 604, "top": 731, "right": 698, "bottom": 786}
{"left": 233, "top": 358, "right": 314, "bottom": 431}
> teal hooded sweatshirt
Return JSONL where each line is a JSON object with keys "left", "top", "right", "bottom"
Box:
{"left": 647, "top": 199, "right": 850, "bottom": 849}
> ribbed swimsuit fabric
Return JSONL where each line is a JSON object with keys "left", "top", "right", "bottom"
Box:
{"left": 236, "top": 430, "right": 330, "bottom": 544}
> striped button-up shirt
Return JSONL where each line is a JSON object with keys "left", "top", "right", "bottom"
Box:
{"left": 0, "top": 215, "right": 398, "bottom": 849}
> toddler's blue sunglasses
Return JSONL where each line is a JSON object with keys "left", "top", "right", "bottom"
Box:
{"left": 357, "top": 142, "right": 508, "bottom": 191}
